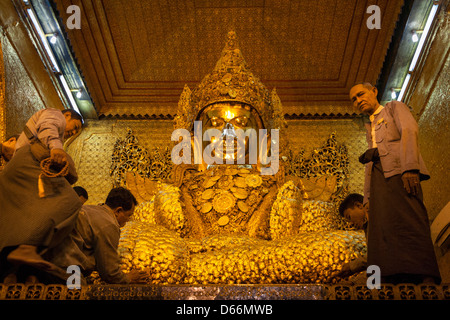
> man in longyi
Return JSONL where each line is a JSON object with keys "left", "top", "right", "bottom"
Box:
{"left": 0, "top": 108, "right": 83, "bottom": 282}
{"left": 349, "top": 83, "right": 441, "bottom": 284}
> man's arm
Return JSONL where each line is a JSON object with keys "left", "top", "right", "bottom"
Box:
{"left": 388, "top": 102, "right": 422, "bottom": 195}
{"left": 363, "top": 163, "right": 371, "bottom": 205}
{"left": 34, "top": 109, "right": 70, "bottom": 166}
{"left": 35, "top": 109, "right": 66, "bottom": 151}
{"left": 362, "top": 121, "right": 373, "bottom": 205}
{"left": 389, "top": 101, "right": 421, "bottom": 173}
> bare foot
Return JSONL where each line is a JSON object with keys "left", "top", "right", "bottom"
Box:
{"left": 422, "top": 276, "right": 436, "bottom": 284}
{"left": 25, "top": 275, "right": 39, "bottom": 284}
{"left": 3, "top": 273, "right": 17, "bottom": 284}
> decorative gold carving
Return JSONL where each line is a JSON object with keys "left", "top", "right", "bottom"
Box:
{"left": 110, "top": 129, "right": 172, "bottom": 188}
{"left": 284, "top": 132, "right": 349, "bottom": 204}
{"left": 112, "top": 130, "right": 348, "bottom": 206}
{"left": 173, "top": 84, "right": 192, "bottom": 131}
{"left": 1, "top": 283, "right": 449, "bottom": 300}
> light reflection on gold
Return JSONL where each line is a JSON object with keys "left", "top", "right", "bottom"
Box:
{"left": 225, "top": 109, "right": 234, "bottom": 120}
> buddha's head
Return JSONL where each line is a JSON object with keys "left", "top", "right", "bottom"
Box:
{"left": 197, "top": 102, "right": 263, "bottom": 165}
{"left": 174, "top": 31, "right": 287, "bottom": 172}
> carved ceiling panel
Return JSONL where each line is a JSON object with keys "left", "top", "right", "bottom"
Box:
{"left": 54, "top": 0, "right": 404, "bottom": 118}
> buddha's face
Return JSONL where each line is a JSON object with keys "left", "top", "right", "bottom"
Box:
{"left": 198, "top": 103, "right": 263, "bottom": 164}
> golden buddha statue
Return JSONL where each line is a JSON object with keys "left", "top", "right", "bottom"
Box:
{"left": 114, "top": 31, "right": 366, "bottom": 285}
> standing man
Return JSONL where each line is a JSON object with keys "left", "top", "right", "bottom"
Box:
{"left": 349, "top": 83, "right": 441, "bottom": 284}
{"left": 0, "top": 108, "right": 83, "bottom": 278}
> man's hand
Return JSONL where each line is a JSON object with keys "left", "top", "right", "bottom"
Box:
{"left": 126, "top": 269, "right": 149, "bottom": 284}
{"left": 401, "top": 171, "right": 420, "bottom": 196}
{"left": 50, "top": 148, "right": 68, "bottom": 166}
{"left": 336, "top": 263, "right": 352, "bottom": 278}
{"left": 363, "top": 201, "right": 369, "bottom": 215}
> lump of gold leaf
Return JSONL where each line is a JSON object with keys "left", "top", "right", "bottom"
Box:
{"left": 217, "top": 216, "right": 230, "bottom": 226}
{"left": 232, "top": 187, "right": 248, "bottom": 199}
{"left": 201, "top": 202, "right": 213, "bottom": 214}
{"left": 203, "top": 178, "right": 217, "bottom": 189}
{"left": 237, "top": 201, "right": 249, "bottom": 213}
{"left": 234, "top": 176, "right": 247, "bottom": 188}
{"left": 245, "top": 174, "right": 263, "bottom": 188}
{"left": 201, "top": 189, "right": 215, "bottom": 200}
{"left": 119, "top": 221, "right": 366, "bottom": 285}
{"left": 118, "top": 179, "right": 366, "bottom": 286}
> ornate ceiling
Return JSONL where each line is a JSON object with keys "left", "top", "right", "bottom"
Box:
{"left": 53, "top": 0, "right": 405, "bottom": 119}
